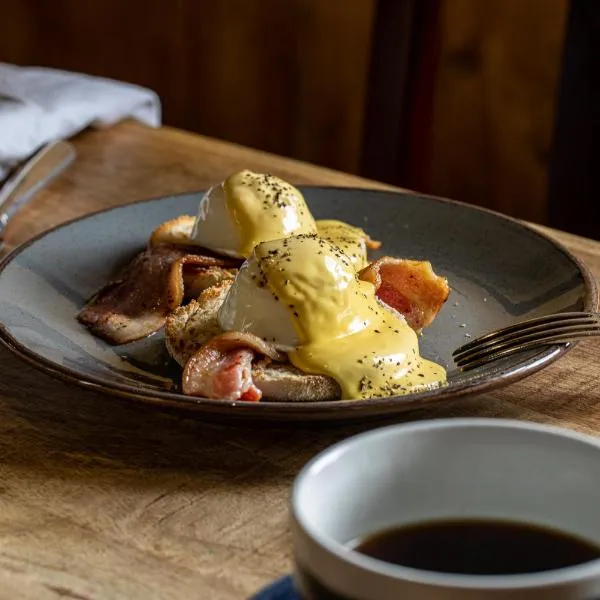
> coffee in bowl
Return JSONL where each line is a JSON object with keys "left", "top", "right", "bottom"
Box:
{"left": 291, "top": 419, "right": 600, "bottom": 600}
{"left": 353, "top": 519, "right": 600, "bottom": 576}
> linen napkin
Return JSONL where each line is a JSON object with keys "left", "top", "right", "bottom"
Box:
{"left": 0, "top": 63, "right": 161, "bottom": 180}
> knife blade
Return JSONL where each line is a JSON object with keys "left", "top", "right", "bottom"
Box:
{"left": 0, "top": 140, "right": 76, "bottom": 249}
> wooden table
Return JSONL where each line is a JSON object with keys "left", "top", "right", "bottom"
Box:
{"left": 1, "top": 122, "right": 600, "bottom": 600}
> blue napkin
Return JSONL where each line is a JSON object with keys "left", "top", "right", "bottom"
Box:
{"left": 250, "top": 575, "right": 301, "bottom": 600}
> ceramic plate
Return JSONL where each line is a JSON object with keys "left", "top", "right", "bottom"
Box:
{"left": 0, "top": 188, "right": 596, "bottom": 422}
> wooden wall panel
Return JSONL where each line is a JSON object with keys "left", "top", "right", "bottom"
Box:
{"left": 430, "top": 0, "right": 568, "bottom": 223}
{"left": 0, "top": 0, "right": 569, "bottom": 225}
{"left": 0, "top": 0, "right": 374, "bottom": 173}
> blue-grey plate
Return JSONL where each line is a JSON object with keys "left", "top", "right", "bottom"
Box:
{"left": 0, "top": 188, "right": 596, "bottom": 422}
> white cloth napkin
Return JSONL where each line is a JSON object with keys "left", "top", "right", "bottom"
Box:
{"left": 0, "top": 63, "right": 161, "bottom": 180}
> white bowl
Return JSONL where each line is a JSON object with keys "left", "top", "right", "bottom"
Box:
{"left": 291, "top": 418, "right": 600, "bottom": 600}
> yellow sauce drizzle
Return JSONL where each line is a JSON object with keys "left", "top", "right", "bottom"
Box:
{"left": 316, "top": 219, "right": 370, "bottom": 270}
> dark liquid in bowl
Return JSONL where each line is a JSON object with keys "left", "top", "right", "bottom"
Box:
{"left": 353, "top": 519, "right": 600, "bottom": 575}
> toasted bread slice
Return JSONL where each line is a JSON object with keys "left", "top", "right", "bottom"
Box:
{"left": 253, "top": 363, "right": 341, "bottom": 402}
{"left": 165, "top": 280, "right": 232, "bottom": 366}
{"left": 184, "top": 266, "right": 236, "bottom": 300}
{"left": 149, "top": 215, "right": 196, "bottom": 247}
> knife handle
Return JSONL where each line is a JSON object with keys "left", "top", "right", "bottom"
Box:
{"left": 0, "top": 140, "right": 76, "bottom": 243}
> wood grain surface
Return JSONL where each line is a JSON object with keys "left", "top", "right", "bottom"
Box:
{"left": 1, "top": 121, "right": 600, "bottom": 600}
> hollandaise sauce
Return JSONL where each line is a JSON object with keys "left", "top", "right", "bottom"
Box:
{"left": 316, "top": 219, "right": 370, "bottom": 269}
{"left": 254, "top": 235, "right": 446, "bottom": 399}
{"left": 223, "top": 170, "right": 317, "bottom": 257}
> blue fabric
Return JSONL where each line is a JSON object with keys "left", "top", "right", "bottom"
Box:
{"left": 250, "top": 575, "right": 301, "bottom": 600}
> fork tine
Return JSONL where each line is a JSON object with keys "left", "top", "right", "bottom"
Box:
{"left": 455, "top": 328, "right": 600, "bottom": 369}
{"left": 457, "top": 323, "right": 600, "bottom": 361}
{"left": 452, "top": 312, "right": 598, "bottom": 359}
{"left": 453, "top": 320, "right": 600, "bottom": 362}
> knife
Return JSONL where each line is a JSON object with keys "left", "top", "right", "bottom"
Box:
{"left": 0, "top": 140, "right": 77, "bottom": 250}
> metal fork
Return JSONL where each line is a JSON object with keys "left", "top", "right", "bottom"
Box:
{"left": 452, "top": 312, "right": 600, "bottom": 370}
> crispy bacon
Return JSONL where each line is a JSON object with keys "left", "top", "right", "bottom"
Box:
{"left": 359, "top": 257, "right": 450, "bottom": 332}
{"left": 77, "top": 244, "right": 239, "bottom": 345}
{"left": 205, "top": 331, "right": 284, "bottom": 361}
{"left": 169, "top": 254, "right": 239, "bottom": 306}
{"left": 183, "top": 347, "right": 259, "bottom": 401}
{"left": 182, "top": 332, "right": 283, "bottom": 401}
{"left": 365, "top": 236, "right": 382, "bottom": 250}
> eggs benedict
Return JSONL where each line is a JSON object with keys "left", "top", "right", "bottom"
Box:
{"left": 79, "top": 167, "right": 449, "bottom": 403}
{"left": 218, "top": 234, "right": 446, "bottom": 399}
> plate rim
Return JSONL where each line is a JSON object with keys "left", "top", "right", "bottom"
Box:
{"left": 0, "top": 187, "right": 597, "bottom": 421}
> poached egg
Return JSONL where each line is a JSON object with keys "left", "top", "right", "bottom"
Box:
{"left": 191, "top": 170, "right": 317, "bottom": 258}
